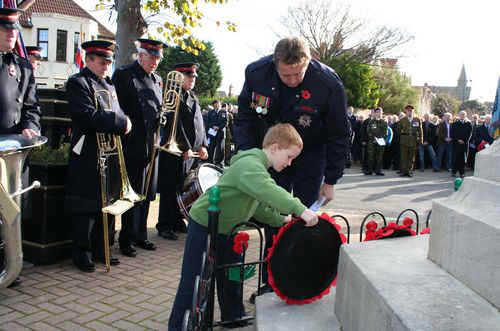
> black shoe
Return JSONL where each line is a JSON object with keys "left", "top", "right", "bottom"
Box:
{"left": 400, "top": 173, "right": 412, "bottom": 177}
{"left": 175, "top": 222, "right": 188, "bottom": 234}
{"left": 159, "top": 230, "right": 178, "bottom": 240}
{"left": 73, "top": 251, "right": 96, "bottom": 273}
{"left": 433, "top": 169, "right": 440, "bottom": 172}
{"left": 95, "top": 255, "right": 120, "bottom": 266}
{"left": 364, "top": 171, "right": 373, "bottom": 175}
{"left": 223, "top": 318, "right": 250, "bottom": 329}
{"left": 420, "top": 169, "right": 425, "bottom": 172}
{"left": 375, "top": 172, "right": 385, "bottom": 176}
{"left": 135, "top": 240, "right": 156, "bottom": 251}
{"left": 120, "top": 244, "right": 137, "bottom": 257}
{"left": 249, "top": 284, "right": 274, "bottom": 304}
{"left": 396, "top": 170, "right": 401, "bottom": 174}
{"left": 7, "top": 277, "right": 22, "bottom": 288}
{"left": 460, "top": 174, "right": 465, "bottom": 178}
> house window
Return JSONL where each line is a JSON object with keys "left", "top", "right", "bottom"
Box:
{"left": 37, "top": 28, "right": 48, "bottom": 61}
{"left": 56, "top": 30, "right": 68, "bottom": 62}
{"left": 73, "top": 32, "right": 80, "bottom": 62}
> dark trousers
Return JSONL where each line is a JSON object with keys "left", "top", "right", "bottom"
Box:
{"left": 261, "top": 163, "right": 323, "bottom": 285}
{"left": 467, "top": 147, "right": 476, "bottom": 170}
{"left": 120, "top": 200, "right": 150, "bottom": 245}
{"left": 452, "top": 143, "right": 467, "bottom": 175}
{"left": 72, "top": 213, "right": 115, "bottom": 258}
{"left": 418, "top": 144, "right": 438, "bottom": 170}
{"left": 157, "top": 192, "right": 184, "bottom": 233}
{"left": 208, "top": 137, "right": 224, "bottom": 166}
{"left": 168, "top": 220, "right": 245, "bottom": 331}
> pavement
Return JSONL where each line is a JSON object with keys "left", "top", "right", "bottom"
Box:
{"left": 0, "top": 164, "right": 460, "bottom": 330}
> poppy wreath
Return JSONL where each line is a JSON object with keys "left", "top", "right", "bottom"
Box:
{"left": 232, "top": 232, "right": 250, "bottom": 255}
{"left": 364, "top": 217, "right": 417, "bottom": 241}
{"left": 267, "top": 212, "right": 347, "bottom": 305}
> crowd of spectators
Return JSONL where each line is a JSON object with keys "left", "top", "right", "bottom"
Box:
{"left": 349, "top": 108, "right": 495, "bottom": 178}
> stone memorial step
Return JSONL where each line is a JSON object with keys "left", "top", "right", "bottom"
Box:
{"left": 255, "top": 288, "right": 340, "bottom": 331}
{"left": 335, "top": 236, "right": 500, "bottom": 331}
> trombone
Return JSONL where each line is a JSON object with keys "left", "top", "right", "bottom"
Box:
{"left": 94, "top": 89, "right": 142, "bottom": 272}
{"left": 144, "top": 71, "right": 198, "bottom": 197}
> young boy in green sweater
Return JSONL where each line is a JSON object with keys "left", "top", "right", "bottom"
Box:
{"left": 168, "top": 123, "right": 318, "bottom": 330}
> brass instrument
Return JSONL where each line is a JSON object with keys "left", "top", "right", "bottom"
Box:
{"left": 94, "top": 90, "right": 142, "bottom": 272}
{"left": 144, "top": 70, "right": 198, "bottom": 197}
{"left": 0, "top": 134, "right": 47, "bottom": 288}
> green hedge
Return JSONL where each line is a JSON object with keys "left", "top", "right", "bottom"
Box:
{"left": 198, "top": 95, "right": 238, "bottom": 110}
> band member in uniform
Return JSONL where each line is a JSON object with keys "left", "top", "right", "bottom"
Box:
{"left": 26, "top": 46, "right": 42, "bottom": 71}
{"left": 112, "top": 38, "right": 164, "bottom": 257}
{"left": 0, "top": 8, "right": 41, "bottom": 287}
{"left": 65, "top": 40, "right": 132, "bottom": 272}
{"left": 156, "top": 62, "right": 208, "bottom": 240}
{"left": 234, "top": 36, "right": 350, "bottom": 298}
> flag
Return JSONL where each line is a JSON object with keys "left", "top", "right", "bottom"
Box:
{"left": 75, "top": 46, "right": 84, "bottom": 70}
{"left": 490, "top": 76, "right": 500, "bottom": 140}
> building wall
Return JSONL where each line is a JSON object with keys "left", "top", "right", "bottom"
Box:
{"left": 20, "top": 13, "right": 99, "bottom": 88}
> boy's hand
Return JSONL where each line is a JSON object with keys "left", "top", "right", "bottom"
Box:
{"left": 300, "top": 209, "right": 318, "bottom": 227}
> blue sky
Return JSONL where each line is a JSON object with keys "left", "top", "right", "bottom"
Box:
{"left": 77, "top": 0, "right": 500, "bottom": 102}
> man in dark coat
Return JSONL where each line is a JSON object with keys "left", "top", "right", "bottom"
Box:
{"left": 65, "top": 40, "right": 132, "bottom": 272}
{"left": 112, "top": 38, "right": 164, "bottom": 257}
{"left": 0, "top": 9, "right": 40, "bottom": 137}
{"left": 418, "top": 113, "right": 439, "bottom": 172}
{"left": 205, "top": 99, "right": 228, "bottom": 167}
{"left": 436, "top": 112, "right": 453, "bottom": 171}
{"left": 0, "top": 8, "right": 41, "bottom": 287}
{"left": 234, "top": 36, "right": 349, "bottom": 298}
{"left": 451, "top": 110, "right": 472, "bottom": 178}
{"left": 156, "top": 62, "right": 208, "bottom": 240}
{"left": 475, "top": 115, "right": 494, "bottom": 146}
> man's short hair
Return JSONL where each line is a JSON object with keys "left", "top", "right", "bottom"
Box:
{"left": 212, "top": 99, "right": 220, "bottom": 106}
{"left": 274, "top": 37, "right": 311, "bottom": 66}
{"left": 404, "top": 104, "right": 415, "bottom": 111}
{"left": 263, "top": 123, "right": 303, "bottom": 150}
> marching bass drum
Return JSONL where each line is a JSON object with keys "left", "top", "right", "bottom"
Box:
{"left": 176, "top": 163, "right": 223, "bottom": 219}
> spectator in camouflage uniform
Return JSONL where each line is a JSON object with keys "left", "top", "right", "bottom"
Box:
{"left": 398, "top": 105, "right": 423, "bottom": 177}
{"left": 366, "top": 107, "right": 388, "bottom": 176}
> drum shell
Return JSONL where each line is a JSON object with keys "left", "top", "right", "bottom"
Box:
{"left": 176, "top": 163, "right": 223, "bottom": 219}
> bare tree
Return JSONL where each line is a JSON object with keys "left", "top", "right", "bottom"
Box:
{"left": 280, "top": 1, "right": 413, "bottom": 64}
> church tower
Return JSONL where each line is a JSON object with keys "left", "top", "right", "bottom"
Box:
{"left": 456, "top": 65, "right": 471, "bottom": 103}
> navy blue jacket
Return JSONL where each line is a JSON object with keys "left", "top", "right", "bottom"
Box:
{"left": 65, "top": 68, "right": 129, "bottom": 213}
{"left": 234, "top": 56, "right": 349, "bottom": 185}
{"left": 0, "top": 52, "right": 40, "bottom": 134}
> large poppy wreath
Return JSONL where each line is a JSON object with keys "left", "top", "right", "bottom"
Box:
{"left": 364, "top": 217, "right": 417, "bottom": 241}
{"left": 267, "top": 213, "right": 347, "bottom": 305}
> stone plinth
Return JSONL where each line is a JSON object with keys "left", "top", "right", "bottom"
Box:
{"left": 255, "top": 289, "right": 340, "bottom": 331}
{"left": 334, "top": 236, "right": 500, "bottom": 331}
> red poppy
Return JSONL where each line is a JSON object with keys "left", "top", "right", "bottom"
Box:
{"left": 232, "top": 232, "right": 250, "bottom": 254}
{"left": 301, "top": 89, "right": 311, "bottom": 100}
{"left": 366, "top": 220, "right": 378, "bottom": 232}
{"left": 420, "top": 227, "right": 430, "bottom": 235}
{"left": 402, "top": 217, "right": 414, "bottom": 227}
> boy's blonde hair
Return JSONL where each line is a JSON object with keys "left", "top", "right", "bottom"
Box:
{"left": 262, "top": 123, "right": 303, "bottom": 149}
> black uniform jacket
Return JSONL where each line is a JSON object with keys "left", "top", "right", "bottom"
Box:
{"left": 112, "top": 61, "right": 162, "bottom": 199}
{"left": 205, "top": 108, "right": 228, "bottom": 140}
{"left": 0, "top": 52, "right": 40, "bottom": 134}
{"left": 65, "top": 68, "right": 129, "bottom": 213}
{"left": 158, "top": 88, "right": 208, "bottom": 193}
{"left": 234, "top": 55, "right": 350, "bottom": 185}
{"left": 451, "top": 120, "right": 472, "bottom": 143}
{"left": 475, "top": 124, "right": 494, "bottom": 145}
